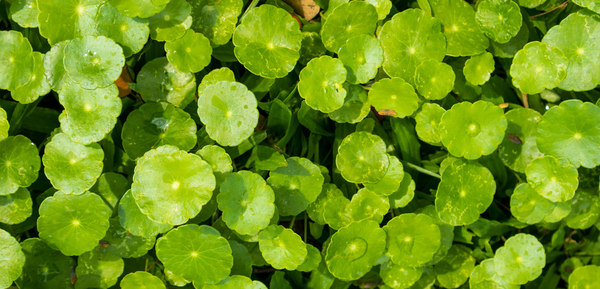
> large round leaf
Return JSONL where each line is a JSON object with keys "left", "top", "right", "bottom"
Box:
{"left": 325, "top": 219, "right": 386, "bottom": 281}
{"left": 37, "top": 0, "right": 102, "bottom": 45}
{"left": 120, "top": 271, "right": 166, "bottom": 289}
{"left": 415, "top": 103, "right": 446, "bottom": 145}
{"left": 384, "top": 213, "right": 441, "bottom": 267}
{"left": 197, "top": 81, "right": 259, "bottom": 146}
{"left": 0, "top": 30, "right": 34, "bottom": 91}
{"left": 470, "top": 259, "right": 519, "bottom": 289}
{"left": 569, "top": 265, "right": 600, "bottom": 289}
{"left": 108, "top": 0, "right": 169, "bottom": 18}
{"left": 320, "top": 1, "right": 378, "bottom": 53}
{"left": 494, "top": 233, "right": 545, "bottom": 285}
{"left": 336, "top": 132, "right": 390, "bottom": 184}
{"left": 542, "top": 11, "right": 600, "bottom": 91}
{"left": 258, "top": 225, "right": 307, "bottom": 270}
{"left": 267, "top": 157, "right": 324, "bottom": 216}
{"left": 118, "top": 190, "right": 173, "bottom": 238}
{"left": 131, "top": 145, "right": 216, "bottom": 225}
{"left": 233, "top": 5, "right": 302, "bottom": 79}
{"left": 0, "top": 135, "right": 41, "bottom": 196}
{"left": 95, "top": 4, "right": 150, "bottom": 58}
{"left": 536, "top": 99, "right": 600, "bottom": 168}
{"left": 165, "top": 29, "right": 212, "bottom": 73}
{"left": 122, "top": 102, "right": 197, "bottom": 160}
{"left": 436, "top": 159, "right": 496, "bottom": 226}
{"left": 510, "top": 183, "right": 556, "bottom": 224}
{"left": 148, "top": 0, "right": 192, "bottom": 42}
{"left": 498, "top": 108, "right": 543, "bottom": 173}
{"left": 379, "top": 9, "right": 446, "bottom": 82}
{"left": 369, "top": 78, "right": 419, "bottom": 118}
{"left": 76, "top": 246, "right": 124, "bottom": 287}
{"left": 0, "top": 229, "right": 26, "bottom": 288}
{"left": 157, "top": 224, "right": 233, "bottom": 284}
{"left": 11, "top": 52, "right": 51, "bottom": 104}
{"left": 338, "top": 35, "right": 383, "bottom": 84}
{"left": 526, "top": 155, "right": 578, "bottom": 202}
{"left": 43, "top": 133, "right": 104, "bottom": 195}
{"left": 0, "top": 187, "right": 32, "bottom": 225}
{"left": 475, "top": 0, "right": 522, "bottom": 43}
{"left": 135, "top": 57, "right": 196, "bottom": 108}
{"left": 218, "top": 171, "right": 275, "bottom": 236}
{"left": 415, "top": 60, "right": 455, "bottom": 100}
{"left": 64, "top": 35, "right": 125, "bottom": 89}
{"left": 15, "top": 238, "right": 76, "bottom": 289}
{"left": 435, "top": 245, "right": 476, "bottom": 288}
{"left": 37, "top": 191, "right": 111, "bottom": 256}
{"left": 298, "top": 56, "right": 347, "bottom": 113}
{"left": 439, "top": 100, "right": 507, "bottom": 160}
{"left": 190, "top": 0, "right": 242, "bottom": 46}
{"left": 58, "top": 80, "right": 122, "bottom": 145}
{"left": 428, "top": 0, "right": 489, "bottom": 56}
{"left": 510, "top": 41, "right": 568, "bottom": 94}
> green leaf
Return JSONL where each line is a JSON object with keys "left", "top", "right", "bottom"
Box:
{"left": 366, "top": 0, "right": 392, "bottom": 20}
{"left": 37, "top": 191, "right": 111, "bottom": 256}
{"left": 510, "top": 183, "right": 556, "bottom": 224}
{"left": 246, "top": 145, "right": 288, "bottom": 171}
{"left": 380, "top": 260, "right": 423, "bottom": 288}
{"left": 326, "top": 219, "right": 386, "bottom": 281}
{"left": 15, "top": 238, "right": 76, "bottom": 289}
{"left": 543, "top": 199, "right": 572, "bottom": 223}
{"left": 469, "top": 259, "right": 518, "bottom": 289}
{"left": 198, "top": 67, "right": 236, "bottom": 92}
{"left": 336, "top": 132, "right": 390, "bottom": 184}
{"left": 11, "top": 52, "right": 51, "bottom": 104}
{"left": 572, "top": 0, "right": 600, "bottom": 14}
{"left": 103, "top": 218, "right": 155, "bottom": 258}
{"left": 229, "top": 240, "right": 253, "bottom": 277}
{"left": 267, "top": 157, "right": 324, "bottom": 216}
{"left": 415, "top": 103, "right": 446, "bottom": 146}
{"left": 348, "top": 188, "right": 390, "bottom": 223}
{"left": 510, "top": 41, "right": 569, "bottom": 94}
{"left": 0, "top": 187, "right": 32, "bottom": 225}
{"left": 233, "top": 5, "right": 302, "bottom": 79}
{"left": 564, "top": 189, "right": 600, "bottom": 229}
{"left": 320, "top": 1, "right": 378, "bottom": 53}
{"left": 120, "top": 271, "right": 166, "bottom": 289}
{"left": 475, "top": 0, "right": 522, "bottom": 43}
{"left": 542, "top": 11, "right": 600, "bottom": 91}
{"left": 270, "top": 271, "right": 292, "bottom": 289}
{"left": 384, "top": 213, "right": 441, "bottom": 267}
{"left": 328, "top": 83, "right": 371, "bottom": 124}
{"left": 536, "top": 99, "right": 600, "bottom": 168}
{"left": 118, "top": 190, "right": 173, "bottom": 238}
{"left": 190, "top": 0, "right": 243, "bottom": 46}
{"left": 136, "top": 57, "right": 197, "bottom": 108}
{"left": 526, "top": 155, "right": 578, "bottom": 202}
{"left": 0, "top": 229, "right": 26, "bottom": 288}
{"left": 95, "top": 4, "right": 150, "bottom": 58}
{"left": 488, "top": 16, "right": 529, "bottom": 58}
{"left": 43, "top": 133, "right": 104, "bottom": 195}
{"left": 122, "top": 102, "right": 197, "bottom": 160}
{"left": 201, "top": 275, "right": 267, "bottom": 289}
{"left": 439, "top": 100, "right": 507, "bottom": 160}
{"left": 296, "top": 244, "right": 322, "bottom": 272}
{"left": 464, "top": 52, "right": 495, "bottom": 86}
{"left": 63, "top": 35, "right": 125, "bottom": 90}
{"left": 494, "top": 233, "right": 545, "bottom": 285}
{"left": 498, "top": 108, "right": 544, "bottom": 173}
{"left": 429, "top": 0, "right": 489, "bottom": 56}
{"left": 299, "top": 32, "right": 327, "bottom": 65}
{"left": 388, "top": 172, "right": 415, "bottom": 209}
{"left": 43, "top": 40, "right": 70, "bottom": 92}
{"left": 157, "top": 224, "right": 233, "bottom": 284}
{"left": 436, "top": 159, "right": 496, "bottom": 226}
{"left": 197, "top": 81, "right": 259, "bottom": 146}
{"left": 166, "top": 30, "right": 212, "bottom": 73}
{"left": 369, "top": 78, "right": 419, "bottom": 118}
{"left": 307, "top": 183, "right": 344, "bottom": 225}
{"left": 76, "top": 246, "right": 124, "bottom": 288}
{"left": 132, "top": 145, "right": 216, "bottom": 225}
{"left": 58, "top": 80, "right": 122, "bottom": 145}
{"left": 364, "top": 155, "right": 404, "bottom": 196}
{"left": 10, "top": 0, "right": 40, "bottom": 28}
{"left": 197, "top": 145, "right": 233, "bottom": 186}
{"left": 379, "top": 9, "right": 446, "bottom": 82}
{"left": 435, "top": 245, "right": 476, "bottom": 288}
{"left": 0, "top": 135, "right": 41, "bottom": 195}
{"left": 218, "top": 171, "right": 275, "bottom": 236}
{"left": 0, "top": 31, "right": 34, "bottom": 91}
{"left": 415, "top": 60, "right": 455, "bottom": 100}
{"left": 418, "top": 205, "right": 454, "bottom": 266}
{"left": 0, "top": 108, "right": 7, "bottom": 141}
{"left": 298, "top": 56, "right": 347, "bottom": 113}
{"left": 108, "top": 0, "right": 169, "bottom": 18}
{"left": 258, "top": 224, "right": 307, "bottom": 270}
{"left": 338, "top": 35, "right": 383, "bottom": 84}
{"left": 37, "top": 0, "right": 102, "bottom": 45}
{"left": 148, "top": 0, "right": 192, "bottom": 42}
{"left": 568, "top": 265, "right": 600, "bottom": 289}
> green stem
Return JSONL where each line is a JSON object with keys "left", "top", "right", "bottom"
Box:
{"left": 8, "top": 96, "right": 43, "bottom": 135}
{"left": 304, "top": 212, "right": 308, "bottom": 243}
{"left": 401, "top": 161, "right": 441, "bottom": 179}
{"left": 282, "top": 82, "right": 298, "bottom": 104}
{"left": 289, "top": 215, "right": 297, "bottom": 230}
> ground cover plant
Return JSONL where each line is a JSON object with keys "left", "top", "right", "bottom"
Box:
{"left": 1, "top": 0, "right": 600, "bottom": 287}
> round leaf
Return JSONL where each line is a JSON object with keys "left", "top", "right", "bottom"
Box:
{"left": 321, "top": 1, "right": 378, "bottom": 53}
{"left": 364, "top": 155, "right": 404, "bottom": 196}
{"left": 120, "top": 271, "right": 166, "bottom": 289}
{"left": 380, "top": 260, "right": 423, "bottom": 289}
{"left": 415, "top": 103, "right": 446, "bottom": 145}
{"left": 103, "top": 218, "right": 155, "bottom": 258}
{"left": 157, "top": 224, "right": 233, "bottom": 284}
{"left": 498, "top": 108, "right": 544, "bottom": 173}
{"left": 470, "top": 259, "right": 519, "bottom": 289}
{"left": 338, "top": 35, "right": 383, "bottom": 84}
{"left": 148, "top": 0, "right": 192, "bottom": 42}
{"left": 190, "top": 0, "right": 243, "bottom": 46}
{"left": 0, "top": 229, "right": 26, "bottom": 288}
{"left": 0, "top": 135, "right": 41, "bottom": 195}
{"left": 464, "top": 52, "right": 495, "bottom": 85}
{"left": 0, "top": 30, "right": 34, "bottom": 90}
{"left": 43, "top": 133, "right": 104, "bottom": 195}
{"left": 233, "top": 5, "right": 302, "bottom": 79}
{"left": 76, "top": 246, "right": 124, "bottom": 287}
{"left": 197, "top": 145, "right": 233, "bottom": 186}
{"left": 569, "top": 265, "right": 600, "bottom": 289}
{"left": 37, "top": 191, "right": 111, "bottom": 256}
{"left": 510, "top": 41, "right": 568, "bottom": 94}
{"left": 36, "top": 0, "right": 102, "bottom": 45}
{"left": 229, "top": 240, "right": 253, "bottom": 277}
{"left": 11, "top": 52, "right": 51, "bottom": 104}
{"left": 15, "top": 238, "right": 76, "bottom": 289}
{"left": 136, "top": 57, "right": 196, "bottom": 108}
{"left": 328, "top": 83, "right": 371, "bottom": 124}
{"left": 258, "top": 224, "right": 307, "bottom": 270}
{"left": 296, "top": 244, "right": 321, "bottom": 272}
{"left": 0, "top": 187, "right": 32, "bottom": 225}
{"left": 510, "top": 183, "right": 556, "bottom": 224}
{"left": 388, "top": 172, "right": 416, "bottom": 209}
{"left": 307, "top": 183, "right": 345, "bottom": 225}
{"left": 132, "top": 145, "right": 216, "bottom": 225}
{"left": 95, "top": 4, "right": 150, "bottom": 57}
{"left": 336, "top": 132, "right": 390, "bottom": 184}
{"left": 166, "top": 30, "right": 212, "bottom": 73}
{"left": 439, "top": 100, "right": 507, "bottom": 160}
{"left": 325, "top": 219, "right": 386, "bottom": 281}
{"left": 201, "top": 275, "right": 267, "bottom": 289}
{"left": 435, "top": 245, "right": 476, "bottom": 288}
{"left": 526, "top": 155, "right": 578, "bottom": 202}
{"left": 118, "top": 190, "right": 173, "bottom": 238}
{"left": 475, "top": 0, "right": 522, "bottom": 43}
{"left": 564, "top": 189, "right": 600, "bottom": 229}
{"left": 348, "top": 188, "right": 390, "bottom": 224}
{"left": 298, "top": 56, "right": 347, "bottom": 113}
{"left": 64, "top": 35, "right": 125, "bottom": 89}
{"left": 122, "top": 102, "right": 197, "bottom": 160}
{"left": 494, "top": 233, "right": 545, "bottom": 285}
{"left": 384, "top": 213, "right": 441, "bottom": 267}
{"left": 369, "top": 78, "right": 419, "bottom": 118}
{"left": 436, "top": 159, "right": 496, "bottom": 226}
{"left": 415, "top": 60, "right": 455, "bottom": 100}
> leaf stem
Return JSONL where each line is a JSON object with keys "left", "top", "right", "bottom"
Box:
{"left": 304, "top": 211, "right": 308, "bottom": 243}
{"left": 289, "top": 215, "right": 297, "bottom": 230}
{"left": 401, "top": 161, "right": 441, "bottom": 179}
{"left": 147, "top": 260, "right": 160, "bottom": 271}
{"left": 521, "top": 92, "right": 529, "bottom": 109}
{"left": 530, "top": 0, "right": 570, "bottom": 18}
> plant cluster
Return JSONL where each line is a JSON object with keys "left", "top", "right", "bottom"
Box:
{"left": 1, "top": 0, "right": 600, "bottom": 288}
